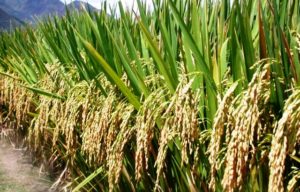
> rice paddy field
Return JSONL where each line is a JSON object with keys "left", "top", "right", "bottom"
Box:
{"left": 0, "top": 139, "right": 53, "bottom": 192}
{"left": 0, "top": 0, "right": 300, "bottom": 191}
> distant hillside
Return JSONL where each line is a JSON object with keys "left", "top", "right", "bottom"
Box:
{"left": 0, "top": 8, "right": 22, "bottom": 30}
{"left": 0, "top": 0, "right": 98, "bottom": 23}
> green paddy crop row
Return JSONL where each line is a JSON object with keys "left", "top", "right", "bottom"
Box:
{"left": 0, "top": 0, "right": 300, "bottom": 191}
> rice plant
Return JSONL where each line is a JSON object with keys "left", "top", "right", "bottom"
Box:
{"left": 0, "top": 0, "right": 300, "bottom": 191}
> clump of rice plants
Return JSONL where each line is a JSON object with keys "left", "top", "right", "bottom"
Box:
{"left": 0, "top": 0, "right": 300, "bottom": 191}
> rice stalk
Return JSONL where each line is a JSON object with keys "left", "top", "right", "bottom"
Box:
{"left": 107, "top": 103, "right": 135, "bottom": 191}
{"left": 81, "top": 90, "right": 114, "bottom": 165}
{"left": 155, "top": 75, "right": 200, "bottom": 190}
{"left": 135, "top": 88, "right": 166, "bottom": 181}
{"left": 268, "top": 89, "right": 300, "bottom": 192}
{"left": 208, "top": 82, "right": 238, "bottom": 191}
{"left": 28, "top": 64, "right": 70, "bottom": 151}
{"left": 222, "top": 63, "right": 271, "bottom": 191}
{"left": 0, "top": 74, "right": 33, "bottom": 130}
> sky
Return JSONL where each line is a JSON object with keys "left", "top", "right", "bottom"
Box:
{"left": 60, "top": 0, "right": 152, "bottom": 10}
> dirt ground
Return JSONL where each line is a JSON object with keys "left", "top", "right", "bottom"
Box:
{"left": 0, "top": 138, "right": 53, "bottom": 192}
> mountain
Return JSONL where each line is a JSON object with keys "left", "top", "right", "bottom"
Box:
{"left": 67, "top": 1, "right": 99, "bottom": 12}
{"left": 0, "top": 0, "right": 98, "bottom": 22}
{"left": 0, "top": 0, "right": 65, "bottom": 21}
{"left": 0, "top": 8, "right": 22, "bottom": 30}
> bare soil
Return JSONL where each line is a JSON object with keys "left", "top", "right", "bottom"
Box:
{"left": 0, "top": 138, "right": 53, "bottom": 192}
